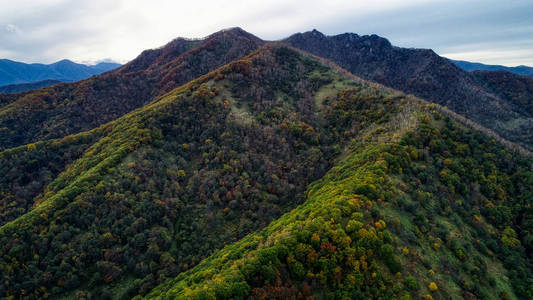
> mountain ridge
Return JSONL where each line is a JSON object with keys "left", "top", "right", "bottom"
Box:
{"left": 2, "top": 28, "right": 532, "bottom": 153}
{"left": 285, "top": 29, "right": 533, "bottom": 151}
{"left": 0, "top": 27, "right": 264, "bottom": 150}
{"left": 1, "top": 42, "right": 368, "bottom": 298}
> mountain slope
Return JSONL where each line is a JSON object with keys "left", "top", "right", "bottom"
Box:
{"left": 0, "top": 27, "right": 264, "bottom": 151}
{"left": 145, "top": 75, "right": 533, "bottom": 300}
{"left": 452, "top": 59, "right": 533, "bottom": 78}
{"left": 471, "top": 70, "right": 533, "bottom": 116}
{"left": 0, "top": 43, "right": 374, "bottom": 299}
{"left": 285, "top": 30, "right": 533, "bottom": 151}
{"left": 0, "top": 79, "right": 62, "bottom": 94}
{"left": 0, "top": 31, "right": 532, "bottom": 300}
{"left": 0, "top": 59, "right": 120, "bottom": 86}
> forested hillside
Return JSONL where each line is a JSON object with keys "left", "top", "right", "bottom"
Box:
{"left": 0, "top": 28, "right": 263, "bottom": 150}
{"left": 286, "top": 30, "right": 533, "bottom": 151}
{"left": 0, "top": 30, "right": 531, "bottom": 300}
{"left": 0, "top": 43, "right": 383, "bottom": 299}
{"left": 2, "top": 27, "right": 531, "bottom": 153}
{"left": 0, "top": 79, "right": 62, "bottom": 94}
{"left": 145, "top": 71, "right": 533, "bottom": 300}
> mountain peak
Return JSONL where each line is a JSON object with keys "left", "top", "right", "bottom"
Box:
{"left": 206, "top": 26, "right": 263, "bottom": 43}
{"left": 219, "top": 26, "right": 247, "bottom": 34}
{"left": 120, "top": 27, "right": 263, "bottom": 74}
{"left": 49, "top": 59, "right": 79, "bottom": 68}
{"left": 311, "top": 28, "right": 324, "bottom": 36}
{"left": 301, "top": 29, "right": 327, "bottom": 39}
{"left": 54, "top": 59, "right": 74, "bottom": 64}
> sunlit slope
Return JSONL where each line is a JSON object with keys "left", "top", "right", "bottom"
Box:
{"left": 145, "top": 101, "right": 533, "bottom": 299}
{"left": 1, "top": 44, "right": 401, "bottom": 299}
{"left": 1, "top": 43, "right": 531, "bottom": 300}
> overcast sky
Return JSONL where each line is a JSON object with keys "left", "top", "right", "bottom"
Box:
{"left": 1, "top": 0, "right": 532, "bottom": 66}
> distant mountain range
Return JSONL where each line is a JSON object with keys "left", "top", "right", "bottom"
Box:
{"left": 0, "top": 58, "right": 120, "bottom": 89}
{"left": 452, "top": 59, "right": 533, "bottom": 77}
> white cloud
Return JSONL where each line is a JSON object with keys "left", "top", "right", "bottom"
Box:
{"left": 5, "top": 24, "right": 21, "bottom": 34}
{"left": 0, "top": 0, "right": 531, "bottom": 66}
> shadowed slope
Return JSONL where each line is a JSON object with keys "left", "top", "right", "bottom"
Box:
{"left": 286, "top": 30, "right": 533, "bottom": 150}
{"left": 0, "top": 79, "right": 62, "bottom": 94}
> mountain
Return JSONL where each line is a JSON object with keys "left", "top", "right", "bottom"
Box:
{"left": 147, "top": 96, "right": 533, "bottom": 299}
{"left": 285, "top": 30, "right": 533, "bottom": 151}
{"left": 0, "top": 59, "right": 120, "bottom": 86}
{"left": 3, "top": 28, "right": 532, "bottom": 154}
{"left": 0, "top": 27, "right": 264, "bottom": 150}
{"left": 0, "top": 29, "right": 532, "bottom": 300}
{"left": 452, "top": 59, "right": 533, "bottom": 78}
{"left": 0, "top": 42, "right": 360, "bottom": 299}
{"left": 0, "top": 79, "right": 61, "bottom": 94}
{"left": 143, "top": 45, "right": 533, "bottom": 300}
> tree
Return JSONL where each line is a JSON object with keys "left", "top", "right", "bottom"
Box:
{"left": 428, "top": 282, "right": 438, "bottom": 292}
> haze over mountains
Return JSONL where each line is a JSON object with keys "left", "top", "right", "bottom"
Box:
{"left": 452, "top": 59, "right": 533, "bottom": 78}
{"left": 0, "top": 59, "right": 120, "bottom": 91}
{"left": 0, "top": 28, "right": 532, "bottom": 300}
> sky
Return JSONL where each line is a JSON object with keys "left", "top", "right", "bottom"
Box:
{"left": 0, "top": 0, "right": 532, "bottom": 66}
